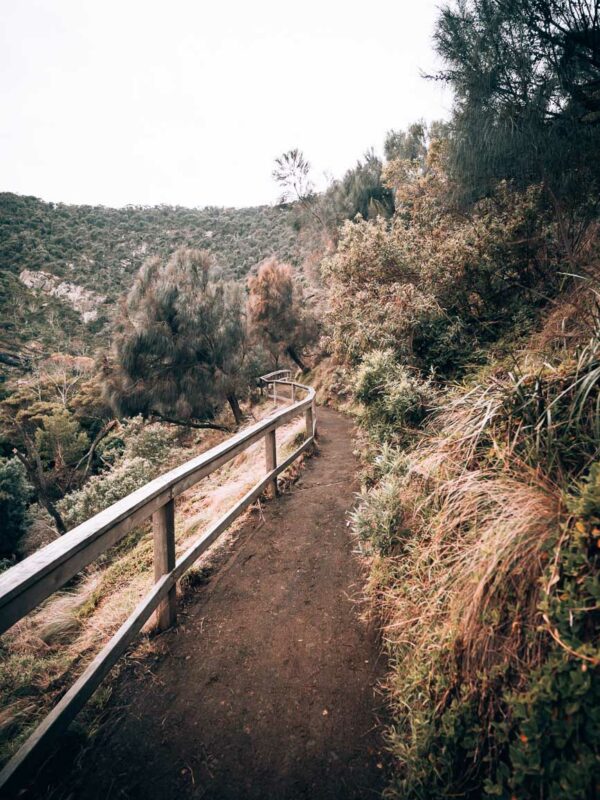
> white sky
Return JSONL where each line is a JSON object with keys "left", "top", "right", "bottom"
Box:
{"left": 0, "top": 0, "right": 451, "bottom": 209}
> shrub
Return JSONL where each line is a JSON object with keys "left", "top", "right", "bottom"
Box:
{"left": 351, "top": 475, "right": 406, "bottom": 555}
{"left": 357, "top": 356, "right": 600, "bottom": 800}
{"left": 34, "top": 408, "right": 89, "bottom": 470}
{"left": 571, "top": 461, "right": 600, "bottom": 519}
{"left": 57, "top": 456, "right": 155, "bottom": 530}
{"left": 0, "top": 457, "right": 33, "bottom": 558}
{"left": 57, "top": 418, "right": 187, "bottom": 530}
{"left": 353, "top": 349, "right": 435, "bottom": 439}
{"left": 98, "top": 417, "right": 177, "bottom": 468}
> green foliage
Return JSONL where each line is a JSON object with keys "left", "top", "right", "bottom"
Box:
{"left": 0, "top": 192, "right": 311, "bottom": 374}
{"left": 353, "top": 350, "right": 435, "bottom": 439}
{"left": 499, "top": 655, "right": 600, "bottom": 800}
{"left": 435, "top": 0, "right": 600, "bottom": 230}
{"left": 356, "top": 355, "right": 600, "bottom": 799}
{"left": 274, "top": 148, "right": 394, "bottom": 238}
{"left": 352, "top": 473, "right": 406, "bottom": 556}
{"left": 0, "top": 457, "right": 32, "bottom": 558}
{"left": 106, "top": 248, "right": 256, "bottom": 425}
{"left": 57, "top": 420, "right": 181, "bottom": 530}
{"left": 384, "top": 120, "right": 450, "bottom": 165}
{"left": 57, "top": 456, "right": 155, "bottom": 530}
{"left": 323, "top": 150, "right": 395, "bottom": 228}
{"left": 0, "top": 193, "right": 306, "bottom": 295}
{"left": 247, "top": 258, "right": 318, "bottom": 371}
{"left": 98, "top": 416, "right": 176, "bottom": 468}
{"left": 463, "top": 337, "right": 600, "bottom": 481}
{"left": 34, "top": 408, "right": 89, "bottom": 470}
{"left": 325, "top": 141, "right": 557, "bottom": 372}
{"left": 572, "top": 462, "right": 600, "bottom": 519}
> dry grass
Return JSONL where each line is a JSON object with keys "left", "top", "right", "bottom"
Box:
{"left": 361, "top": 381, "right": 568, "bottom": 770}
{"left": 529, "top": 277, "right": 600, "bottom": 355}
{"left": 305, "top": 356, "right": 352, "bottom": 408}
{"left": 0, "top": 398, "right": 307, "bottom": 767}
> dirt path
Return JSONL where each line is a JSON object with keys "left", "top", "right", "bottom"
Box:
{"left": 62, "top": 407, "right": 388, "bottom": 799}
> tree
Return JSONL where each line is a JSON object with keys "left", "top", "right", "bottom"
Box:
{"left": 384, "top": 120, "right": 451, "bottom": 166}
{"left": 0, "top": 457, "right": 33, "bottom": 559}
{"left": 324, "top": 128, "right": 558, "bottom": 372}
{"left": 326, "top": 150, "right": 395, "bottom": 224}
{"left": 385, "top": 121, "right": 429, "bottom": 163}
{"left": 105, "top": 248, "right": 254, "bottom": 428}
{"left": 0, "top": 357, "right": 113, "bottom": 534}
{"left": 35, "top": 408, "right": 89, "bottom": 472}
{"left": 273, "top": 148, "right": 395, "bottom": 241}
{"left": 247, "top": 258, "right": 318, "bottom": 372}
{"left": 434, "top": 0, "right": 600, "bottom": 258}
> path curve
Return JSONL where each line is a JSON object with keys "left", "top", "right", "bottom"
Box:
{"left": 63, "top": 407, "right": 387, "bottom": 799}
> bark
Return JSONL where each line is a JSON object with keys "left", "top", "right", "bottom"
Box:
{"left": 286, "top": 345, "right": 308, "bottom": 373}
{"left": 227, "top": 394, "right": 243, "bottom": 426}
{"left": 150, "top": 412, "right": 230, "bottom": 432}
{"left": 13, "top": 447, "right": 67, "bottom": 535}
{"left": 66, "top": 419, "right": 119, "bottom": 491}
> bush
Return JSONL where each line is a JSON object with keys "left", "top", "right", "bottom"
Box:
{"left": 98, "top": 417, "right": 177, "bottom": 468}
{"left": 571, "top": 461, "right": 600, "bottom": 518}
{"left": 57, "top": 456, "right": 155, "bottom": 530}
{"left": 57, "top": 418, "right": 186, "bottom": 530}
{"left": 351, "top": 475, "right": 406, "bottom": 555}
{"left": 353, "top": 349, "right": 435, "bottom": 439}
{"left": 0, "top": 457, "right": 33, "bottom": 558}
{"left": 34, "top": 408, "right": 89, "bottom": 469}
{"left": 358, "top": 358, "right": 600, "bottom": 800}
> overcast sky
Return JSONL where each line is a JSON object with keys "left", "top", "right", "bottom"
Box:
{"left": 0, "top": 0, "right": 451, "bottom": 209}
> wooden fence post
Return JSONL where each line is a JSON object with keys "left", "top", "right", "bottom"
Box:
{"left": 273, "top": 382, "right": 277, "bottom": 404}
{"left": 291, "top": 383, "right": 296, "bottom": 403}
{"left": 265, "top": 429, "right": 277, "bottom": 498}
{"left": 305, "top": 404, "right": 314, "bottom": 439}
{"left": 153, "top": 499, "right": 176, "bottom": 630}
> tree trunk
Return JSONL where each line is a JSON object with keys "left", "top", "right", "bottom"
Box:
{"left": 286, "top": 345, "right": 308, "bottom": 373}
{"left": 13, "top": 448, "right": 67, "bottom": 535}
{"left": 150, "top": 412, "right": 230, "bottom": 432}
{"left": 227, "top": 394, "right": 243, "bottom": 426}
{"left": 67, "top": 419, "right": 118, "bottom": 491}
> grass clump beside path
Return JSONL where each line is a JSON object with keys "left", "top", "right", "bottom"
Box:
{"left": 349, "top": 340, "right": 600, "bottom": 799}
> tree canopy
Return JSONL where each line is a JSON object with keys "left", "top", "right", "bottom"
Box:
{"left": 435, "top": 0, "right": 600, "bottom": 220}
{"left": 247, "top": 258, "right": 318, "bottom": 372}
{"left": 106, "top": 248, "right": 257, "bottom": 427}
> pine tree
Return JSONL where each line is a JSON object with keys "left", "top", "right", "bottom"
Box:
{"left": 106, "top": 248, "right": 255, "bottom": 428}
{"left": 247, "top": 258, "right": 318, "bottom": 372}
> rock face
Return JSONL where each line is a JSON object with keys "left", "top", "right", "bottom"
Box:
{"left": 19, "top": 270, "right": 107, "bottom": 323}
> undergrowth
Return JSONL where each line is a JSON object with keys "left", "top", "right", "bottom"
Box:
{"left": 0, "top": 404, "right": 305, "bottom": 770}
{"left": 351, "top": 332, "right": 600, "bottom": 799}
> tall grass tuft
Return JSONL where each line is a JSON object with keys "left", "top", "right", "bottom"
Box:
{"left": 355, "top": 341, "right": 600, "bottom": 799}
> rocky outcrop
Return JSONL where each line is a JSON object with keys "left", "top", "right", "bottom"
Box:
{"left": 19, "top": 270, "right": 106, "bottom": 323}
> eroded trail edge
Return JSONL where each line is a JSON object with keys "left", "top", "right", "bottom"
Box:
{"left": 65, "top": 407, "right": 388, "bottom": 800}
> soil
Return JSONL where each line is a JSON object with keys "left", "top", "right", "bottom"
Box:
{"left": 45, "top": 407, "right": 389, "bottom": 799}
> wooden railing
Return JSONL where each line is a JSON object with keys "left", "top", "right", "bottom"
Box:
{"left": 0, "top": 375, "right": 316, "bottom": 793}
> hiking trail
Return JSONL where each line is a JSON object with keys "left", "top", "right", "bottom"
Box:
{"left": 55, "top": 407, "right": 388, "bottom": 800}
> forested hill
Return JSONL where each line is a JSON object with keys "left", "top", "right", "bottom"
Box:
{"left": 0, "top": 192, "right": 307, "bottom": 362}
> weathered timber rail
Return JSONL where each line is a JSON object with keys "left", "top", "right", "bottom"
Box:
{"left": 0, "top": 373, "right": 316, "bottom": 794}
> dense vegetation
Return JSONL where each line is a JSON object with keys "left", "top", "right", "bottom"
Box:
{"left": 0, "top": 192, "right": 307, "bottom": 292}
{"left": 1, "top": 0, "right": 599, "bottom": 794}
{"left": 0, "top": 245, "right": 316, "bottom": 550}
{"left": 316, "top": 1, "right": 600, "bottom": 797}
{"left": 0, "top": 192, "right": 313, "bottom": 366}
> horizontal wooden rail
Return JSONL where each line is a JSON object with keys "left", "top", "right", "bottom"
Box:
{"left": 0, "top": 375, "right": 317, "bottom": 795}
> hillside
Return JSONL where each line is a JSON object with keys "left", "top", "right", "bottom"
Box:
{"left": 0, "top": 192, "right": 307, "bottom": 367}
